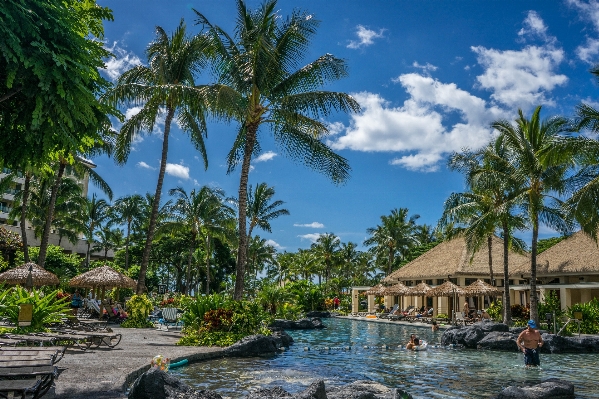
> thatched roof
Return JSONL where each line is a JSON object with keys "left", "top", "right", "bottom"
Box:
{"left": 383, "top": 236, "right": 529, "bottom": 282}
{"left": 364, "top": 284, "right": 386, "bottom": 296}
{"left": 382, "top": 282, "right": 410, "bottom": 296}
{"left": 69, "top": 265, "right": 136, "bottom": 289}
{"left": 0, "top": 262, "right": 59, "bottom": 286}
{"left": 426, "top": 281, "right": 465, "bottom": 297}
{"left": 407, "top": 282, "right": 432, "bottom": 296}
{"left": 510, "top": 231, "right": 599, "bottom": 276}
{"left": 464, "top": 279, "right": 501, "bottom": 297}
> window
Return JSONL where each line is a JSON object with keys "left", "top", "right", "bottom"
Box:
{"left": 425, "top": 279, "right": 433, "bottom": 285}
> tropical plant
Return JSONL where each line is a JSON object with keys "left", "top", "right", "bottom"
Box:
{"left": 311, "top": 233, "right": 340, "bottom": 286}
{"left": 121, "top": 294, "right": 154, "bottom": 328}
{"left": 179, "top": 293, "right": 231, "bottom": 330}
{"left": 0, "top": 287, "right": 70, "bottom": 332}
{"left": 103, "top": 20, "right": 212, "bottom": 294}
{"left": 246, "top": 182, "right": 289, "bottom": 253}
{"left": 194, "top": 0, "right": 360, "bottom": 299}
{"left": 111, "top": 194, "right": 145, "bottom": 270}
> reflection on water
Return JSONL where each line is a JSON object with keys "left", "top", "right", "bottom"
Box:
{"left": 174, "top": 318, "right": 599, "bottom": 398}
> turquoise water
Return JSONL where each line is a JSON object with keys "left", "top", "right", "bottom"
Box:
{"left": 174, "top": 318, "right": 599, "bottom": 398}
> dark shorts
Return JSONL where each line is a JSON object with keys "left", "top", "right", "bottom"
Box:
{"left": 524, "top": 348, "right": 540, "bottom": 366}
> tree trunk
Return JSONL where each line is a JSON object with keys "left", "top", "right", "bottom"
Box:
{"left": 487, "top": 235, "right": 494, "bottom": 283}
{"left": 125, "top": 219, "right": 131, "bottom": 270}
{"left": 186, "top": 234, "right": 194, "bottom": 296}
{"left": 137, "top": 107, "right": 175, "bottom": 294}
{"left": 20, "top": 172, "right": 31, "bottom": 263}
{"left": 205, "top": 235, "right": 211, "bottom": 295}
{"left": 234, "top": 122, "right": 258, "bottom": 300}
{"left": 502, "top": 220, "right": 512, "bottom": 324}
{"left": 86, "top": 240, "right": 91, "bottom": 269}
{"left": 530, "top": 218, "right": 539, "bottom": 324}
{"left": 38, "top": 162, "right": 65, "bottom": 268}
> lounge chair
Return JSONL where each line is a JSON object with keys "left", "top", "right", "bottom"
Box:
{"left": 0, "top": 347, "right": 66, "bottom": 365}
{"left": 403, "top": 308, "right": 418, "bottom": 322}
{"left": 158, "top": 308, "right": 183, "bottom": 331}
{"left": 378, "top": 304, "right": 399, "bottom": 319}
{"left": 0, "top": 359, "right": 57, "bottom": 399}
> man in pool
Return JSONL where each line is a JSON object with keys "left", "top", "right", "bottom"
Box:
{"left": 517, "top": 319, "right": 544, "bottom": 367}
{"left": 406, "top": 334, "right": 416, "bottom": 349}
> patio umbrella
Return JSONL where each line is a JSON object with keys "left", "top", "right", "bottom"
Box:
{"left": 407, "top": 282, "right": 432, "bottom": 310}
{"left": 464, "top": 279, "right": 501, "bottom": 297}
{"left": 0, "top": 262, "right": 59, "bottom": 286}
{"left": 426, "top": 281, "right": 466, "bottom": 325}
{"left": 364, "top": 284, "right": 386, "bottom": 296}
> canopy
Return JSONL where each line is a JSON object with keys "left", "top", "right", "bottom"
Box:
{"left": 426, "top": 280, "right": 465, "bottom": 297}
{"left": 69, "top": 265, "right": 136, "bottom": 289}
{"left": 0, "top": 262, "right": 59, "bottom": 286}
{"left": 407, "top": 282, "right": 432, "bottom": 296}
{"left": 364, "top": 284, "right": 386, "bottom": 296}
{"left": 464, "top": 279, "right": 501, "bottom": 297}
{"left": 382, "top": 282, "right": 410, "bottom": 296}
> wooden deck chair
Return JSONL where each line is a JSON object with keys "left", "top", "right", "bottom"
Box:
{"left": 159, "top": 308, "right": 182, "bottom": 331}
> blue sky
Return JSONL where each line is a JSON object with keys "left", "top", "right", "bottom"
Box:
{"left": 93, "top": 0, "right": 599, "bottom": 252}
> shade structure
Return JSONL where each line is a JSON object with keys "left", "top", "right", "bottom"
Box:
{"left": 382, "top": 282, "right": 410, "bottom": 296}
{"left": 364, "top": 284, "right": 386, "bottom": 296}
{"left": 464, "top": 279, "right": 501, "bottom": 297}
{"left": 426, "top": 280, "right": 465, "bottom": 297}
{"left": 69, "top": 265, "right": 136, "bottom": 289}
{"left": 407, "top": 282, "right": 432, "bottom": 296}
{"left": 0, "top": 262, "right": 59, "bottom": 286}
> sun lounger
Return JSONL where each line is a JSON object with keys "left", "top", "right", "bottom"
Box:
{"left": 158, "top": 308, "right": 183, "bottom": 331}
{"left": 0, "top": 347, "right": 66, "bottom": 365}
{"left": 30, "top": 332, "right": 91, "bottom": 351}
{"left": 0, "top": 362, "right": 57, "bottom": 399}
{"left": 1, "top": 334, "right": 58, "bottom": 347}
{"left": 47, "top": 329, "right": 122, "bottom": 349}
{"left": 378, "top": 304, "right": 399, "bottom": 319}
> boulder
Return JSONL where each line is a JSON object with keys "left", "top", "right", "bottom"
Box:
{"left": 268, "top": 327, "right": 294, "bottom": 348}
{"left": 306, "top": 311, "right": 331, "bottom": 318}
{"left": 472, "top": 320, "right": 509, "bottom": 333}
{"left": 494, "top": 378, "right": 574, "bottom": 399}
{"left": 441, "top": 325, "right": 485, "bottom": 348}
{"left": 225, "top": 334, "right": 280, "bottom": 357}
{"left": 477, "top": 331, "right": 518, "bottom": 351}
{"left": 128, "top": 367, "right": 222, "bottom": 399}
{"left": 295, "top": 380, "right": 327, "bottom": 399}
{"left": 270, "top": 318, "right": 325, "bottom": 330}
{"left": 541, "top": 333, "right": 599, "bottom": 353}
{"left": 245, "top": 386, "right": 293, "bottom": 399}
{"left": 326, "top": 380, "right": 410, "bottom": 399}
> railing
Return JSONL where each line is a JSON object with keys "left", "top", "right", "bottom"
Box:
{"left": 0, "top": 205, "right": 12, "bottom": 213}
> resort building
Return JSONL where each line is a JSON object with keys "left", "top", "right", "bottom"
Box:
{"left": 0, "top": 162, "right": 114, "bottom": 261}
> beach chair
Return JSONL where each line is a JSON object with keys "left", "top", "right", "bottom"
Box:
{"left": 404, "top": 308, "right": 419, "bottom": 322}
{"left": 378, "top": 304, "right": 399, "bottom": 319}
{"left": 0, "top": 358, "right": 57, "bottom": 399}
{"left": 158, "top": 308, "right": 183, "bottom": 331}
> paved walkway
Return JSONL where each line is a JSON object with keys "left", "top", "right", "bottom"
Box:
{"left": 49, "top": 326, "right": 225, "bottom": 399}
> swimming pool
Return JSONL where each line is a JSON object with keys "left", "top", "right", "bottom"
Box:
{"left": 174, "top": 318, "right": 599, "bottom": 398}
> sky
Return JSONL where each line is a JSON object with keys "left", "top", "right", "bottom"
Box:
{"left": 92, "top": 0, "right": 599, "bottom": 253}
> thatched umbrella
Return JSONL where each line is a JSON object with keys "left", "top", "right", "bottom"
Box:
{"left": 69, "top": 265, "right": 136, "bottom": 319}
{"left": 426, "top": 281, "right": 465, "bottom": 324}
{"left": 382, "top": 282, "right": 410, "bottom": 311}
{"left": 364, "top": 284, "right": 386, "bottom": 296}
{"left": 407, "top": 282, "right": 432, "bottom": 311}
{"left": 464, "top": 279, "right": 501, "bottom": 297}
{"left": 0, "top": 262, "right": 59, "bottom": 286}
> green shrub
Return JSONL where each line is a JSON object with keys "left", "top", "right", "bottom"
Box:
{"left": 121, "top": 294, "right": 154, "bottom": 328}
{"left": 486, "top": 300, "right": 502, "bottom": 321}
{"left": 565, "top": 298, "right": 599, "bottom": 334}
{"left": 0, "top": 286, "right": 70, "bottom": 332}
{"left": 275, "top": 302, "right": 303, "bottom": 320}
{"left": 179, "top": 293, "right": 231, "bottom": 330}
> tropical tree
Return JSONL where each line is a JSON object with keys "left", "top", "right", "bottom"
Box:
{"left": 103, "top": 20, "right": 212, "bottom": 293}
{"left": 493, "top": 106, "right": 574, "bottom": 324}
{"left": 93, "top": 224, "right": 123, "bottom": 260}
{"left": 194, "top": 0, "right": 360, "bottom": 299}
{"left": 246, "top": 182, "right": 289, "bottom": 255}
{"left": 79, "top": 194, "right": 110, "bottom": 268}
{"left": 364, "top": 208, "right": 420, "bottom": 275}
{"left": 111, "top": 194, "right": 145, "bottom": 270}
{"left": 247, "top": 235, "right": 277, "bottom": 291}
{"left": 311, "top": 233, "right": 340, "bottom": 286}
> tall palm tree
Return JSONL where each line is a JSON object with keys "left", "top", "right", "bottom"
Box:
{"left": 311, "top": 233, "right": 340, "bottom": 286}
{"left": 111, "top": 194, "right": 145, "bottom": 270}
{"left": 194, "top": 1, "right": 360, "bottom": 299}
{"left": 79, "top": 194, "right": 110, "bottom": 268}
{"left": 246, "top": 182, "right": 289, "bottom": 258}
{"left": 493, "top": 106, "right": 574, "bottom": 324}
{"left": 364, "top": 208, "right": 420, "bottom": 276}
{"left": 93, "top": 224, "right": 124, "bottom": 260}
{"left": 165, "top": 186, "right": 235, "bottom": 295}
{"left": 247, "top": 235, "right": 277, "bottom": 291}
{"left": 103, "top": 21, "right": 211, "bottom": 294}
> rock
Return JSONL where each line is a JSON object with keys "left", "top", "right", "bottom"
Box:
{"left": 306, "top": 311, "right": 331, "bottom": 318}
{"left": 245, "top": 386, "right": 293, "bottom": 399}
{"left": 268, "top": 327, "right": 295, "bottom": 347}
{"left": 270, "top": 318, "right": 326, "bottom": 330}
{"left": 441, "top": 325, "right": 485, "bottom": 348}
{"left": 128, "top": 367, "right": 222, "bottom": 399}
{"left": 225, "top": 334, "right": 280, "bottom": 357}
{"left": 326, "top": 380, "right": 408, "bottom": 399}
{"left": 477, "top": 331, "right": 518, "bottom": 351}
{"left": 295, "top": 380, "right": 327, "bottom": 399}
{"left": 494, "top": 378, "right": 574, "bottom": 399}
{"left": 541, "top": 333, "right": 599, "bottom": 353}
{"left": 472, "top": 320, "right": 509, "bottom": 333}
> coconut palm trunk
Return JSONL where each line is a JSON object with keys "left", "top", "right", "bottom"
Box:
{"left": 487, "top": 235, "right": 493, "bottom": 283}
{"left": 125, "top": 218, "right": 131, "bottom": 270}
{"left": 205, "top": 235, "right": 211, "bottom": 295}
{"left": 138, "top": 107, "right": 175, "bottom": 293}
{"left": 530, "top": 215, "right": 539, "bottom": 324}
{"left": 502, "top": 220, "right": 512, "bottom": 324}
{"left": 38, "top": 161, "right": 65, "bottom": 268}
{"left": 234, "top": 122, "right": 258, "bottom": 300}
{"left": 186, "top": 238, "right": 194, "bottom": 295}
{"left": 20, "top": 172, "right": 31, "bottom": 263}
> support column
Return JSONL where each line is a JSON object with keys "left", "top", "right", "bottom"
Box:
{"left": 384, "top": 295, "right": 393, "bottom": 310}
{"left": 367, "top": 294, "right": 375, "bottom": 313}
{"left": 351, "top": 289, "right": 359, "bottom": 313}
{"left": 559, "top": 287, "right": 570, "bottom": 311}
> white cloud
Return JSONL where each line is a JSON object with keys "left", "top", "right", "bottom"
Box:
{"left": 294, "top": 222, "right": 325, "bottom": 228}
{"left": 347, "top": 25, "right": 385, "bottom": 49}
{"left": 102, "top": 42, "right": 143, "bottom": 81}
{"left": 298, "top": 233, "right": 323, "bottom": 243}
{"left": 412, "top": 61, "right": 438, "bottom": 72}
{"left": 265, "top": 239, "right": 284, "bottom": 250}
{"left": 472, "top": 45, "right": 567, "bottom": 109}
{"left": 165, "top": 163, "right": 190, "bottom": 179}
{"left": 327, "top": 121, "right": 346, "bottom": 136}
{"left": 254, "top": 151, "right": 278, "bottom": 162}
{"left": 518, "top": 11, "right": 553, "bottom": 43}
{"left": 568, "top": 0, "right": 599, "bottom": 63}
{"left": 125, "top": 107, "right": 142, "bottom": 120}
{"left": 137, "top": 161, "right": 156, "bottom": 170}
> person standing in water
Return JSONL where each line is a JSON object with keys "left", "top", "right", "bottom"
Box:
{"left": 517, "top": 320, "right": 544, "bottom": 367}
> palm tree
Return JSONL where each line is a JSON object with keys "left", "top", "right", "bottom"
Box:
{"left": 79, "top": 194, "right": 110, "bottom": 268}
{"left": 93, "top": 224, "right": 124, "bottom": 260}
{"left": 246, "top": 182, "right": 289, "bottom": 258}
{"left": 103, "top": 21, "right": 211, "bottom": 294}
{"left": 311, "top": 233, "right": 340, "bottom": 286}
{"left": 194, "top": 1, "right": 360, "bottom": 299}
{"left": 493, "top": 106, "right": 574, "bottom": 324}
{"left": 247, "top": 235, "right": 277, "bottom": 291}
{"left": 111, "top": 194, "right": 145, "bottom": 270}
{"left": 364, "top": 208, "right": 420, "bottom": 276}
{"left": 165, "top": 186, "right": 235, "bottom": 295}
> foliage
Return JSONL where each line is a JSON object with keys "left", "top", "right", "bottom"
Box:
{"left": 510, "top": 304, "right": 530, "bottom": 319}
{"left": 257, "top": 283, "right": 289, "bottom": 315}
{"left": 0, "top": 226, "right": 22, "bottom": 252}
{"left": 565, "top": 298, "right": 599, "bottom": 335}
{"left": 486, "top": 300, "right": 503, "bottom": 321}
{"left": 275, "top": 303, "right": 303, "bottom": 321}
{"left": 436, "top": 313, "right": 449, "bottom": 320}
{"left": 0, "top": 287, "right": 70, "bottom": 332}
{"left": 537, "top": 236, "right": 568, "bottom": 254}
{"left": 16, "top": 245, "right": 82, "bottom": 283}
{"left": 179, "top": 293, "right": 230, "bottom": 330}
{"left": 121, "top": 294, "right": 154, "bottom": 328}
{"left": 284, "top": 281, "right": 325, "bottom": 312}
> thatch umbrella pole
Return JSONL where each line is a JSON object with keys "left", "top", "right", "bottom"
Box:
{"left": 99, "top": 286, "right": 106, "bottom": 320}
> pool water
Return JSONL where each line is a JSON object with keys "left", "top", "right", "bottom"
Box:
{"left": 174, "top": 318, "right": 599, "bottom": 398}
